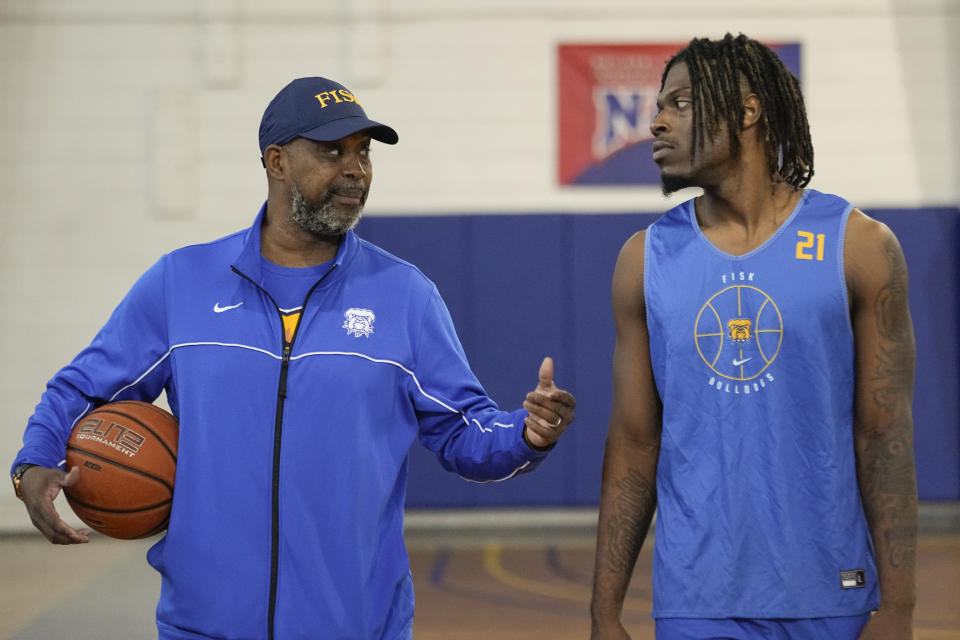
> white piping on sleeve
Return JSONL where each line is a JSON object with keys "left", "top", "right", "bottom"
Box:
{"left": 471, "top": 420, "right": 517, "bottom": 434}
{"left": 69, "top": 402, "right": 92, "bottom": 430}
{"left": 462, "top": 460, "right": 531, "bottom": 484}
{"left": 471, "top": 419, "right": 491, "bottom": 434}
{"left": 58, "top": 401, "right": 93, "bottom": 468}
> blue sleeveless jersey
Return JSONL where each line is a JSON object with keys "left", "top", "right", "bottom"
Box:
{"left": 644, "top": 189, "right": 879, "bottom": 618}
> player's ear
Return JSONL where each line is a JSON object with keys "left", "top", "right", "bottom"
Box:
{"left": 263, "top": 144, "right": 287, "bottom": 180}
{"left": 742, "top": 93, "right": 762, "bottom": 130}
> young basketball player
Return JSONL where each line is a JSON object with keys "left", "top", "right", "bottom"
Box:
{"left": 590, "top": 34, "right": 917, "bottom": 639}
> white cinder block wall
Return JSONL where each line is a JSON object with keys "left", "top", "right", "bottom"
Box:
{"left": 1, "top": 0, "right": 957, "bottom": 530}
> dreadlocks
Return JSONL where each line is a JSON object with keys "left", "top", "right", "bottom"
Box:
{"left": 662, "top": 33, "right": 814, "bottom": 189}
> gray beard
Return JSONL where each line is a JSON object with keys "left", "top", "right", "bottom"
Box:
{"left": 289, "top": 184, "right": 363, "bottom": 238}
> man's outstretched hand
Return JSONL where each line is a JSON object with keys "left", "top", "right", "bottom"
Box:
{"left": 522, "top": 357, "right": 576, "bottom": 450}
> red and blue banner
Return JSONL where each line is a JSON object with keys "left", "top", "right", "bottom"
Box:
{"left": 557, "top": 42, "right": 802, "bottom": 186}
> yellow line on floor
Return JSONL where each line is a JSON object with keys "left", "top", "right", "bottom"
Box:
{"left": 482, "top": 543, "right": 650, "bottom": 614}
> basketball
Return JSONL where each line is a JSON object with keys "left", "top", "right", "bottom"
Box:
{"left": 64, "top": 401, "right": 178, "bottom": 540}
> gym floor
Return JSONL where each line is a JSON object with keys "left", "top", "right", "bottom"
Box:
{"left": 1, "top": 507, "right": 958, "bottom": 639}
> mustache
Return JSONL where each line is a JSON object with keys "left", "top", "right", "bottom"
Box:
{"left": 329, "top": 180, "right": 365, "bottom": 196}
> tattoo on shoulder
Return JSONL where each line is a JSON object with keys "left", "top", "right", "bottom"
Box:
{"left": 875, "top": 238, "right": 910, "bottom": 342}
{"left": 870, "top": 237, "right": 914, "bottom": 417}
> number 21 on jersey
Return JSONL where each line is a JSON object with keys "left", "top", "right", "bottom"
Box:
{"left": 795, "top": 231, "right": 825, "bottom": 261}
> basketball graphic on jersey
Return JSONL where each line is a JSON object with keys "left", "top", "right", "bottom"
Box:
{"left": 695, "top": 284, "right": 783, "bottom": 381}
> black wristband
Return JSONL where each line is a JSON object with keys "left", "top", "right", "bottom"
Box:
{"left": 11, "top": 462, "right": 39, "bottom": 500}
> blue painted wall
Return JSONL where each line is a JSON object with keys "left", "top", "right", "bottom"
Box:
{"left": 356, "top": 206, "right": 960, "bottom": 506}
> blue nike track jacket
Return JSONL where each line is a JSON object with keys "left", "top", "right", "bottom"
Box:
{"left": 13, "top": 204, "right": 550, "bottom": 639}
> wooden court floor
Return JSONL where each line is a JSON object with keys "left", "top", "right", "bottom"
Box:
{"left": 408, "top": 536, "right": 960, "bottom": 639}
{"left": 1, "top": 525, "right": 957, "bottom": 639}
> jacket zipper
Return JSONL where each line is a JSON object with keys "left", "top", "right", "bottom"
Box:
{"left": 232, "top": 263, "right": 338, "bottom": 640}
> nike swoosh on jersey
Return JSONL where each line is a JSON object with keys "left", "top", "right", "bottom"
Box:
{"left": 214, "top": 301, "right": 244, "bottom": 313}
{"left": 732, "top": 357, "right": 752, "bottom": 366}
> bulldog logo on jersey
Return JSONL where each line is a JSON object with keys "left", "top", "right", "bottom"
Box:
{"left": 727, "top": 318, "right": 752, "bottom": 343}
{"left": 695, "top": 285, "right": 783, "bottom": 385}
{"left": 343, "top": 308, "right": 375, "bottom": 338}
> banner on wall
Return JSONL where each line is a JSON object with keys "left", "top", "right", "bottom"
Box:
{"left": 557, "top": 42, "right": 802, "bottom": 187}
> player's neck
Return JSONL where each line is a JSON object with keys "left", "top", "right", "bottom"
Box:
{"left": 694, "top": 178, "right": 803, "bottom": 255}
{"left": 696, "top": 168, "right": 801, "bottom": 230}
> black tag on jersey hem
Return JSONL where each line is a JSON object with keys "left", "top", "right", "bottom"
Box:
{"left": 840, "top": 569, "right": 866, "bottom": 589}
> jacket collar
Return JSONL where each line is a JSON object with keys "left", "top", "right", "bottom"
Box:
{"left": 232, "top": 200, "right": 358, "bottom": 283}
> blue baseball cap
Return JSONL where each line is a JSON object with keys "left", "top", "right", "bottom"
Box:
{"left": 258, "top": 77, "right": 398, "bottom": 155}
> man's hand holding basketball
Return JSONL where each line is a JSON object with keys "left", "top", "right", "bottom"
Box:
{"left": 522, "top": 357, "right": 576, "bottom": 450}
{"left": 20, "top": 466, "right": 90, "bottom": 545}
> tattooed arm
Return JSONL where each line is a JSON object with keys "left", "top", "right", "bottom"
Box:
{"left": 591, "top": 231, "right": 663, "bottom": 639}
{"left": 845, "top": 210, "right": 917, "bottom": 639}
